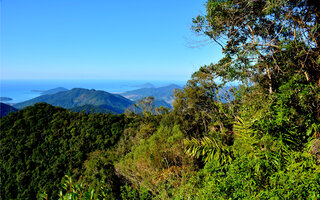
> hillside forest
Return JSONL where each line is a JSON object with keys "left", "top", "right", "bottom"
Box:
{"left": 1, "top": 0, "right": 320, "bottom": 199}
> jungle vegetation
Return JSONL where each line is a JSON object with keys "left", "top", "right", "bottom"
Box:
{"left": 1, "top": 0, "right": 320, "bottom": 199}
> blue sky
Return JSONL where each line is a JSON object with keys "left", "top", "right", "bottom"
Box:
{"left": 1, "top": 0, "right": 222, "bottom": 81}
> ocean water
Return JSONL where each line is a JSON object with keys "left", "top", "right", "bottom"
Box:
{"left": 0, "top": 80, "right": 186, "bottom": 104}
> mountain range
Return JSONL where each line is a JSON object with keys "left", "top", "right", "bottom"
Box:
{"left": 121, "top": 84, "right": 182, "bottom": 104}
{"left": 11, "top": 84, "right": 182, "bottom": 114}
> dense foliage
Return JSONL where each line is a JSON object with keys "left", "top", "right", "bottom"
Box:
{"left": 1, "top": 0, "right": 320, "bottom": 199}
{"left": 69, "top": 104, "right": 117, "bottom": 114}
{"left": 0, "top": 103, "right": 124, "bottom": 199}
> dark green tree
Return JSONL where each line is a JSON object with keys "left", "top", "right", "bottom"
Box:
{"left": 181, "top": 0, "right": 320, "bottom": 148}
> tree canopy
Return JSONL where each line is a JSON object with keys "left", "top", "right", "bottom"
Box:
{"left": 192, "top": 0, "right": 320, "bottom": 93}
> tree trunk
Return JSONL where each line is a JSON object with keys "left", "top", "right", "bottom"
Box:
{"left": 266, "top": 65, "right": 273, "bottom": 94}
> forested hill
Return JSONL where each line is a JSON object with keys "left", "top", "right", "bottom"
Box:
{"left": 0, "top": 103, "right": 125, "bottom": 199}
{"left": 14, "top": 88, "right": 134, "bottom": 113}
{"left": 0, "top": 103, "right": 18, "bottom": 117}
{"left": 69, "top": 104, "right": 117, "bottom": 114}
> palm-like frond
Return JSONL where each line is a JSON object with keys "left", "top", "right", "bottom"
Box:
{"left": 184, "top": 136, "right": 232, "bottom": 165}
{"left": 234, "top": 116, "right": 284, "bottom": 172}
{"left": 234, "top": 116, "right": 256, "bottom": 135}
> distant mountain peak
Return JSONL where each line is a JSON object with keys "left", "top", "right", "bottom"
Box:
{"left": 159, "top": 84, "right": 182, "bottom": 88}
{"left": 14, "top": 88, "right": 134, "bottom": 114}
{"left": 134, "top": 82, "right": 155, "bottom": 88}
{"left": 121, "top": 83, "right": 182, "bottom": 105}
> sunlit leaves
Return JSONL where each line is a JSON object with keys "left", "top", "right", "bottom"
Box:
{"left": 184, "top": 136, "right": 232, "bottom": 165}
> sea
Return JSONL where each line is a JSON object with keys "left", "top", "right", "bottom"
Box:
{"left": 0, "top": 79, "right": 186, "bottom": 104}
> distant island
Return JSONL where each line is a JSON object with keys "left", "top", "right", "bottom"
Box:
{"left": 31, "top": 87, "right": 68, "bottom": 95}
{"left": 0, "top": 97, "right": 13, "bottom": 102}
{"left": 41, "top": 87, "right": 69, "bottom": 95}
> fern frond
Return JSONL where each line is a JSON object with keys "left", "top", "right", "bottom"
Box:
{"left": 185, "top": 136, "right": 231, "bottom": 165}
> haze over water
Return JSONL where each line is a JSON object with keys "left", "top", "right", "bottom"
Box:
{"left": 0, "top": 79, "right": 186, "bottom": 103}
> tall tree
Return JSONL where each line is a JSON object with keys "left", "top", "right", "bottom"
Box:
{"left": 192, "top": 0, "right": 320, "bottom": 92}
